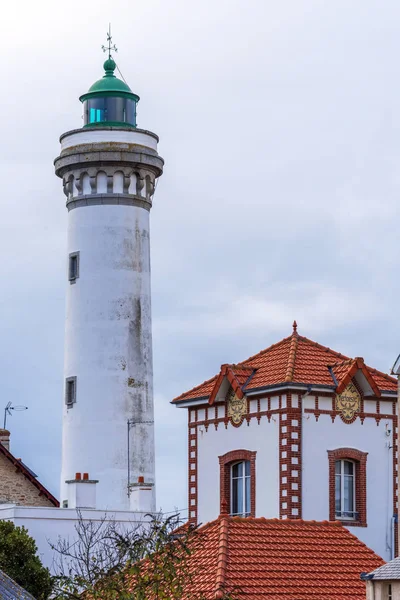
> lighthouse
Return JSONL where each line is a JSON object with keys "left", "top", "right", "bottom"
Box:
{"left": 54, "top": 38, "right": 164, "bottom": 511}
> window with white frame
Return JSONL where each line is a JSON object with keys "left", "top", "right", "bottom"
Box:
{"left": 335, "top": 459, "right": 356, "bottom": 519}
{"left": 388, "top": 584, "right": 392, "bottom": 600}
{"left": 230, "top": 460, "right": 250, "bottom": 517}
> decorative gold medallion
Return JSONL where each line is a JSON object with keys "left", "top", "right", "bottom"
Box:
{"left": 227, "top": 388, "right": 247, "bottom": 425}
{"left": 336, "top": 382, "right": 361, "bottom": 421}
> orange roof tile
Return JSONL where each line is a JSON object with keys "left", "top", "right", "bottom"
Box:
{"left": 173, "top": 326, "right": 396, "bottom": 403}
{"left": 209, "top": 365, "right": 254, "bottom": 405}
{"left": 147, "top": 517, "right": 384, "bottom": 599}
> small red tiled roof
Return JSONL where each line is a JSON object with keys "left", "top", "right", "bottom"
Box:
{"left": 169, "top": 516, "right": 384, "bottom": 599}
{"left": 209, "top": 365, "right": 254, "bottom": 404}
{"left": 173, "top": 324, "right": 396, "bottom": 403}
{"left": 0, "top": 442, "right": 59, "bottom": 507}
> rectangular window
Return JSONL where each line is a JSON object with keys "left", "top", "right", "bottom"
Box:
{"left": 335, "top": 459, "right": 356, "bottom": 519}
{"left": 65, "top": 377, "right": 77, "bottom": 408}
{"left": 388, "top": 584, "right": 392, "bottom": 600}
{"left": 69, "top": 252, "right": 80, "bottom": 283}
{"left": 89, "top": 108, "right": 104, "bottom": 123}
{"left": 231, "top": 461, "right": 251, "bottom": 517}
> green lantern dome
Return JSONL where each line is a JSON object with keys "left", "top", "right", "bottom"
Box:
{"left": 80, "top": 58, "right": 140, "bottom": 128}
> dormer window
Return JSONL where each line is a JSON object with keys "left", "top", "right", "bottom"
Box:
{"left": 231, "top": 460, "right": 251, "bottom": 517}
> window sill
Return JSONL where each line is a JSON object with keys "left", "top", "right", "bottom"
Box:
{"left": 336, "top": 518, "right": 367, "bottom": 528}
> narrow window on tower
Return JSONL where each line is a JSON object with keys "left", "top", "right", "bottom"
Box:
{"left": 69, "top": 252, "right": 80, "bottom": 283}
{"left": 65, "top": 377, "right": 77, "bottom": 408}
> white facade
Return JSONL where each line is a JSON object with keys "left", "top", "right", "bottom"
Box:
{"left": 0, "top": 503, "right": 147, "bottom": 571}
{"left": 55, "top": 126, "right": 163, "bottom": 511}
{"left": 302, "top": 412, "right": 394, "bottom": 560}
{"left": 184, "top": 384, "right": 396, "bottom": 562}
{"left": 197, "top": 414, "right": 280, "bottom": 524}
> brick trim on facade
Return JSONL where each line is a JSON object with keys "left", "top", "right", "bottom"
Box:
{"left": 327, "top": 447, "right": 368, "bottom": 527}
{"left": 219, "top": 449, "right": 256, "bottom": 517}
{"left": 186, "top": 390, "right": 396, "bottom": 550}
{"left": 188, "top": 410, "right": 198, "bottom": 526}
{"left": 280, "top": 393, "right": 302, "bottom": 520}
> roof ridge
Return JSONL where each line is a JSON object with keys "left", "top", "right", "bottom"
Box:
{"left": 285, "top": 330, "right": 299, "bottom": 382}
{"left": 230, "top": 364, "right": 253, "bottom": 372}
{"left": 198, "top": 516, "right": 346, "bottom": 528}
{"left": 329, "top": 358, "right": 355, "bottom": 368}
{"left": 173, "top": 332, "right": 397, "bottom": 404}
{"left": 228, "top": 516, "right": 344, "bottom": 526}
{"left": 214, "top": 513, "right": 229, "bottom": 599}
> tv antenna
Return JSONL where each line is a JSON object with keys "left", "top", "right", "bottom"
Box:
{"left": 3, "top": 402, "right": 28, "bottom": 430}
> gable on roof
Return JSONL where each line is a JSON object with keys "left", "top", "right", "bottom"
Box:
{"left": 0, "top": 442, "right": 59, "bottom": 507}
{"left": 208, "top": 364, "right": 254, "bottom": 406}
{"left": 173, "top": 324, "right": 397, "bottom": 404}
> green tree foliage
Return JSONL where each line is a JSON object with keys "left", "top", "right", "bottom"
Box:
{"left": 0, "top": 520, "right": 53, "bottom": 600}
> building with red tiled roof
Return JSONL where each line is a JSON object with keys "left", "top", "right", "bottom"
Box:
{"left": 172, "top": 324, "right": 398, "bottom": 563}
{"left": 0, "top": 429, "right": 58, "bottom": 507}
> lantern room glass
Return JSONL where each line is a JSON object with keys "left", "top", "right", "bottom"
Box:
{"left": 83, "top": 97, "right": 137, "bottom": 127}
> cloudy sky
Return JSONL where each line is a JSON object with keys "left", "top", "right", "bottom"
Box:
{"left": 2, "top": 0, "right": 400, "bottom": 515}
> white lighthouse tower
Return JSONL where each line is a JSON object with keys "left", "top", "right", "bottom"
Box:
{"left": 54, "top": 38, "right": 164, "bottom": 511}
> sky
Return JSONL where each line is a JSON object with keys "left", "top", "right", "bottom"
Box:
{"left": 2, "top": 0, "right": 400, "bottom": 516}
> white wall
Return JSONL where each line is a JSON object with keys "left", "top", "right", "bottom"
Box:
{"left": 302, "top": 413, "right": 394, "bottom": 561}
{"left": 60, "top": 128, "right": 158, "bottom": 152}
{"left": 0, "top": 504, "right": 148, "bottom": 571}
{"left": 196, "top": 415, "right": 279, "bottom": 525}
{"left": 61, "top": 202, "right": 155, "bottom": 511}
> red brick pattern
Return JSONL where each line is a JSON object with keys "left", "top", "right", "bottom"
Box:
{"left": 327, "top": 448, "right": 368, "bottom": 527}
{"left": 188, "top": 410, "right": 198, "bottom": 526}
{"left": 187, "top": 392, "right": 397, "bottom": 538}
{"left": 218, "top": 449, "right": 256, "bottom": 517}
{"left": 280, "top": 393, "right": 302, "bottom": 519}
{"left": 393, "top": 405, "right": 398, "bottom": 556}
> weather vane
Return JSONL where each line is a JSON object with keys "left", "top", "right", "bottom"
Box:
{"left": 101, "top": 24, "right": 118, "bottom": 59}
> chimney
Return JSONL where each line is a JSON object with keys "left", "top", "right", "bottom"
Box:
{"left": 0, "top": 429, "right": 10, "bottom": 451}
{"left": 129, "top": 477, "right": 154, "bottom": 513}
{"left": 65, "top": 472, "right": 99, "bottom": 509}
